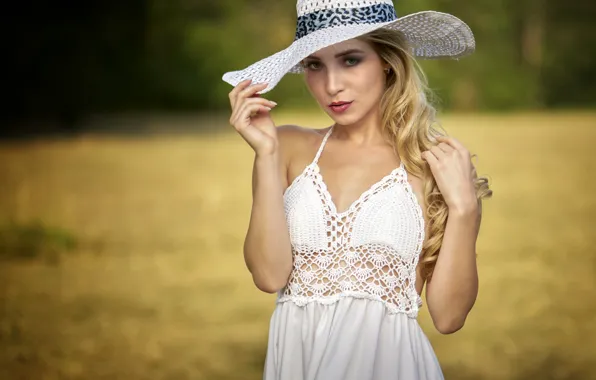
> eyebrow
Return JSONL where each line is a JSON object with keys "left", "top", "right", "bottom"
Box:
{"left": 306, "top": 49, "right": 365, "bottom": 60}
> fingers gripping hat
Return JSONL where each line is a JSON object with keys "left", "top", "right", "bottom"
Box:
{"left": 222, "top": 0, "right": 475, "bottom": 94}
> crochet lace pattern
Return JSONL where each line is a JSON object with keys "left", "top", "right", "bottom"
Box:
{"left": 279, "top": 127, "right": 425, "bottom": 318}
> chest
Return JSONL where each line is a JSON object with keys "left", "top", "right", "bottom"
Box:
{"left": 283, "top": 163, "right": 425, "bottom": 255}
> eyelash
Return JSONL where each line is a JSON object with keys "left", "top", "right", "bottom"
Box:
{"left": 304, "top": 57, "right": 361, "bottom": 71}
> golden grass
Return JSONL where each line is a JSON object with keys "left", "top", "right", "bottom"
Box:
{"left": 0, "top": 112, "right": 595, "bottom": 380}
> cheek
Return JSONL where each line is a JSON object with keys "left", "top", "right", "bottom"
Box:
{"left": 355, "top": 65, "right": 385, "bottom": 90}
{"left": 304, "top": 72, "right": 326, "bottom": 100}
{"left": 304, "top": 71, "right": 314, "bottom": 86}
{"left": 352, "top": 67, "right": 385, "bottom": 102}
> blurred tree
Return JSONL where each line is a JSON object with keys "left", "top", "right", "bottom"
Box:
{"left": 2, "top": 0, "right": 595, "bottom": 135}
{"left": 542, "top": 0, "right": 596, "bottom": 107}
{"left": 4, "top": 0, "right": 146, "bottom": 133}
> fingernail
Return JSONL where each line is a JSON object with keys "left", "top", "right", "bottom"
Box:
{"left": 270, "top": 101, "right": 277, "bottom": 106}
{"left": 265, "top": 107, "right": 272, "bottom": 111}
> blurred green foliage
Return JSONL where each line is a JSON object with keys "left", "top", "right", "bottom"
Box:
{"left": 5, "top": 0, "right": 596, "bottom": 128}
{"left": 0, "top": 219, "right": 77, "bottom": 263}
{"left": 145, "top": 0, "right": 596, "bottom": 112}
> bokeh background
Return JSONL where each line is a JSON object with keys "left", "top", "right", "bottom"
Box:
{"left": 1, "top": 1, "right": 595, "bottom": 379}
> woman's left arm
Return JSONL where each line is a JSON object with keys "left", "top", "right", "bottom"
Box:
{"left": 421, "top": 135, "right": 483, "bottom": 334}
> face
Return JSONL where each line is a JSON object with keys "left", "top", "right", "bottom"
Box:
{"left": 302, "top": 38, "right": 388, "bottom": 126}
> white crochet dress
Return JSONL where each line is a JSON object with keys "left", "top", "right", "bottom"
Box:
{"left": 264, "top": 126, "right": 444, "bottom": 380}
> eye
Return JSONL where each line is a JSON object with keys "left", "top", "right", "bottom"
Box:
{"left": 344, "top": 57, "right": 360, "bottom": 66}
{"left": 303, "top": 61, "right": 321, "bottom": 71}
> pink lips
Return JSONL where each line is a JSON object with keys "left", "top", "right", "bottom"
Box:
{"left": 328, "top": 101, "right": 352, "bottom": 114}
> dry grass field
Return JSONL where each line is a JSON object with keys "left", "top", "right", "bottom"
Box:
{"left": 0, "top": 111, "right": 595, "bottom": 380}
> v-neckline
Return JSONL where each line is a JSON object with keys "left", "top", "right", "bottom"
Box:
{"left": 312, "top": 161, "right": 405, "bottom": 216}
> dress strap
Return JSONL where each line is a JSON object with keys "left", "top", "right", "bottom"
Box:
{"left": 312, "top": 126, "right": 334, "bottom": 165}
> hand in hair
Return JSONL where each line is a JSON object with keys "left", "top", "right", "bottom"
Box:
{"left": 421, "top": 135, "right": 478, "bottom": 214}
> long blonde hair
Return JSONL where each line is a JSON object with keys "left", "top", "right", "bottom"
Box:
{"left": 358, "top": 28, "right": 493, "bottom": 281}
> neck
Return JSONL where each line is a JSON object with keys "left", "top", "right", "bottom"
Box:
{"left": 332, "top": 106, "right": 386, "bottom": 146}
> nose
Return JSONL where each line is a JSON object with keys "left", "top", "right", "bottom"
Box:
{"left": 325, "top": 67, "right": 344, "bottom": 97}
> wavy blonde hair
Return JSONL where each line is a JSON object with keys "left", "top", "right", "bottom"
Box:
{"left": 358, "top": 28, "right": 493, "bottom": 281}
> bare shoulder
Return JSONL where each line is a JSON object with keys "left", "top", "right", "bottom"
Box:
{"left": 276, "top": 124, "right": 330, "bottom": 160}
{"left": 276, "top": 124, "right": 329, "bottom": 143}
{"left": 276, "top": 124, "right": 310, "bottom": 144}
{"left": 276, "top": 125, "right": 331, "bottom": 189}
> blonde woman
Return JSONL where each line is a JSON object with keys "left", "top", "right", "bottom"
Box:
{"left": 223, "top": 1, "right": 492, "bottom": 379}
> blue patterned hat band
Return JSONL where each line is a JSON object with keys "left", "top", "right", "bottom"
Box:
{"left": 295, "top": 3, "right": 398, "bottom": 41}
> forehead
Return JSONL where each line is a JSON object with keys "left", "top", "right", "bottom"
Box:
{"left": 309, "top": 38, "right": 372, "bottom": 58}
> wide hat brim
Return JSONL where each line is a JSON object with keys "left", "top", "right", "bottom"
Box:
{"left": 222, "top": 11, "right": 475, "bottom": 94}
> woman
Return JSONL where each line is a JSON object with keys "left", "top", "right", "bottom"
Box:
{"left": 223, "top": 1, "right": 492, "bottom": 379}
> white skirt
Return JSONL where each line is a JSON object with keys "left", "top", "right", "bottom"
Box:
{"left": 263, "top": 297, "right": 444, "bottom": 380}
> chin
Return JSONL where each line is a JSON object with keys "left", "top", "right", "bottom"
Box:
{"left": 326, "top": 112, "right": 362, "bottom": 126}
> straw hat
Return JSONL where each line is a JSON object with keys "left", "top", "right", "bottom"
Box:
{"left": 222, "top": 0, "right": 475, "bottom": 93}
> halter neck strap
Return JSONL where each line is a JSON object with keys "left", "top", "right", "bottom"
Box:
{"left": 312, "top": 126, "right": 334, "bottom": 165}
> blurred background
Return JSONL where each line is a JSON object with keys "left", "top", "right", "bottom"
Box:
{"left": 1, "top": 0, "right": 595, "bottom": 379}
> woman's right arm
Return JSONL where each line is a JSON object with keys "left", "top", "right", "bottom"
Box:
{"left": 228, "top": 80, "right": 293, "bottom": 293}
{"left": 243, "top": 142, "right": 294, "bottom": 293}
